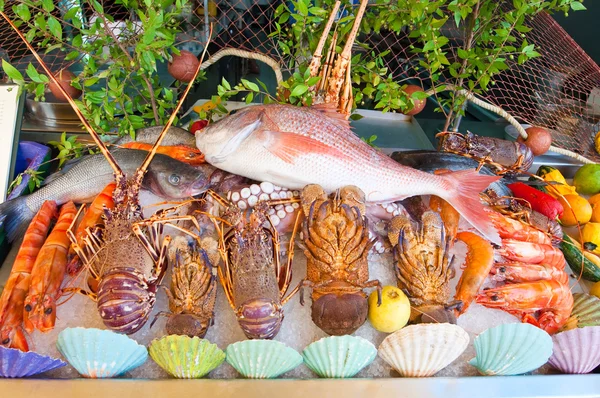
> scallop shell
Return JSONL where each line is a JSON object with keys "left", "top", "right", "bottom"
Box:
{"left": 56, "top": 328, "right": 148, "bottom": 378}
{"left": 469, "top": 323, "right": 552, "bottom": 376}
{"left": 560, "top": 293, "right": 600, "bottom": 332}
{"left": 149, "top": 335, "right": 225, "bottom": 378}
{"left": 302, "top": 335, "right": 377, "bottom": 378}
{"left": 0, "top": 346, "right": 66, "bottom": 378}
{"left": 225, "top": 340, "right": 303, "bottom": 379}
{"left": 378, "top": 323, "right": 469, "bottom": 377}
{"left": 548, "top": 326, "right": 600, "bottom": 374}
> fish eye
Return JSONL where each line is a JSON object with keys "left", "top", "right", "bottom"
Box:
{"left": 24, "top": 304, "right": 32, "bottom": 312}
{"left": 169, "top": 174, "right": 181, "bottom": 185}
{"left": 1, "top": 338, "right": 9, "bottom": 345}
{"left": 44, "top": 308, "right": 53, "bottom": 315}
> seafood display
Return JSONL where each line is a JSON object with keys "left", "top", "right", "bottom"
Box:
{"left": 299, "top": 185, "right": 381, "bottom": 335}
{"left": 2, "top": 0, "right": 599, "bottom": 384}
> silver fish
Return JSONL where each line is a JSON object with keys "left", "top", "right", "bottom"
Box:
{"left": 115, "top": 125, "right": 195, "bottom": 147}
{"left": 0, "top": 149, "right": 214, "bottom": 241}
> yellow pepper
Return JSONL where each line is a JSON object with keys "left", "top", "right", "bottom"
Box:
{"left": 542, "top": 169, "right": 578, "bottom": 198}
{"left": 582, "top": 222, "right": 600, "bottom": 255}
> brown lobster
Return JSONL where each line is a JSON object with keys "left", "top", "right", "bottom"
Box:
{"left": 388, "top": 211, "right": 456, "bottom": 324}
{"left": 298, "top": 184, "right": 381, "bottom": 336}
{"left": 0, "top": 13, "right": 213, "bottom": 334}
{"left": 209, "top": 193, "right": 301, "bottom": 339}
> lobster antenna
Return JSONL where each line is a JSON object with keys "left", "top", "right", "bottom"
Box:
{"left": 0, "top": 11, "right": 123, "bottom": 179}
{"left": 134, "top": 24, "right": 214, "bottom": 189}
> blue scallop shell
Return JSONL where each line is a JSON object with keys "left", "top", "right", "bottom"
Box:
{"left": 0, "top": 346, "right": 66, "bottom": 378}
{"left": 469, "top": 323, "right": 553, "bottom": 376}
{"left": 302, "top": 335, "right": 377, "bottom": 378}
{"left": 226, "top": 340, "right": 303, "bottom": 379}
{"left": 56, "top": 328, "right": 147, "bottom": 378}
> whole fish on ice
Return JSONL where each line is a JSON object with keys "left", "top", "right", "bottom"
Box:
{"left": 195, "top": 104, "right": 501, "bottom": 244}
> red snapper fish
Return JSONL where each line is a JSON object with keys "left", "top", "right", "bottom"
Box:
{"left": 195, "top": 104, "right": 501, "bottom": 244}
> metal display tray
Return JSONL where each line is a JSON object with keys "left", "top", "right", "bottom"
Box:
{"left": 1, "top": 143, "right": 598, "bottom": 398}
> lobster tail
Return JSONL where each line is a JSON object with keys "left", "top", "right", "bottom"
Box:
{"left": 237, "top": 299, "right": 283, "bottom": 340}
{"left": 96, "top": 268, "right": 155, "bottom": 334}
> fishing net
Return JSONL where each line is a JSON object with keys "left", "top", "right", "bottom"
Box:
{"left": 0, "top": 0, "right": 598, "bottom": 160}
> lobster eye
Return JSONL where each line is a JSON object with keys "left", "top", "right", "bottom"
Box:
{"left": 1, "top": 338, "right": 9, "bottom": 345}
{"left": 44, "top": 308, "right": 53, "bottom": 315}
{"left": 169, "top": 174, "right": 181, "bottom": 185}
{"left": 24, "top": 304, "right": 32, "bottom": 312}
{"left": 499, "top": 266, "right": 506, "bottom": 273}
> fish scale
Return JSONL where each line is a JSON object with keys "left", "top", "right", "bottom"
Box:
{"left": 195, "top": 104, "right": 502, "bottom": 244}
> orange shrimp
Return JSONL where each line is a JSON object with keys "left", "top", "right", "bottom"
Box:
{"left": 66, "top": 183, "right": 115, "bottom": 276}
{"left": 23, "top": 202, "right": 78, "bottom": 333}
{"left": 453, "top": 231, "right": 494, "bottom": 316}
{"left": 498, "top": 240, "right": 565, "bottom": 269}
{"left": 476, "top": 279, "right": 573, "bottom": 334}
{"left": 491, "top": 262, "right": 569, "bottom": 285}
{"left": 0, "top": 200, "right": 57, "bottom": 351}
{"left": 486, "top": 210, "right": 552, "bottom": 245}
{"left": 121, "top": 142, "right": 205, "bottom": 165}
{"left": 430, "top": 169, "right": 460, "bottom": 240}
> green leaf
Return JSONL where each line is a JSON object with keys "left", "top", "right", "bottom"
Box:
{"left": 221, "top": 77, "right": 231, "bottom": 91}
{"left": 2, "top": 60, "right": 24, "bottom": 83}
{"left": 42, "top": 0, "right": 55, "bottom": 12}
{"left": 13, "top": 4, "right": 30, "bottom": 21}
{"left": 571, "top": 1, "right": 586, "bottom": 11}
{"left": 63, "top": 6, "right": 81, "bottom": 21}
{"left": 47, "top": 17, "right": 62, "bottom": 39}
{"left": 411, "top": 91, "right": 429, "bottom": 100}
{"left": 457, "top": 48, "right": 469, "bottom": 59}
{"left": 290, "top": 84, "right": 308, "bottom": 97}
{"left": 65, "top": 51, "right": 80, "bottom": 61}
{"left": 241, "top": 79, "right": 259, "bottom": 92}
{"left": 296, "top": 0, "right": 308, "bottom": 16}
{"left": 245, "top": 92, "right": 254, "bottom": 104}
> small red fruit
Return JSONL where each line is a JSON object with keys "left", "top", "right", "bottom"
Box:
{"left": 48, "top": 69, "right": 82, "bottom": 102}
{"left": 168, "top": 50, "right": 200, "bottom": 83}
{"left": 190, "top": 119, "right": 208, "bottom": 134}
{"left": 517, "top": 126, "right": 552, "bottom": 156}
{"left": 403, "top": 85, "right": 427, "bottom": 116}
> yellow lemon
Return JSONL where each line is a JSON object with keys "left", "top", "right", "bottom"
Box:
{"left": 368, "top": 286, "right": 410, "bottom": 333}
{"left": 590, "top": 281, "right": 600, "bottom": 299}
{"left": 558, "top": 194, "right": 592, "bottom": 226}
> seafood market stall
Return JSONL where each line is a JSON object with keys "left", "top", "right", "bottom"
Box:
{"left": 2, "top": 0, "right": 600, "bottom": 397}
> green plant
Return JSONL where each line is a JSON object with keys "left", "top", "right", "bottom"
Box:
{"left": 7, "top": 168, "right": 45, "bottom": 196}
{"left": 48, "top": 132, "right": 96, "bottom": 167}
{"left": 1, "top": 0, "right": 203, "bottom": 138}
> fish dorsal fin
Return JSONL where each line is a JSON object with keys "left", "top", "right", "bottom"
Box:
{"left": 311, "top": 103, "right": 351, "bottom": 130}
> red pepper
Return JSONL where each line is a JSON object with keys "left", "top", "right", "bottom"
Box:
{"left": 189, "top": 119, "right": 208, "bottom": 134}
{"left": 507, "top": 182, "right": 564, "bottom": 220}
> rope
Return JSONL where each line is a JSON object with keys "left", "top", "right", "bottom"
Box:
{"left": 201, "top": 48, "right": 283, "bottom": 85}
{"left": 427, "top": 85, "right": 595, "bottom": 164}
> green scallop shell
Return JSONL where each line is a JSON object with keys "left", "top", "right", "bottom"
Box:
{"left": 302, "top": 335, "right": 376, "bottom": 378}
{"left": 149, "top": 335, "right": 225, "bottom": 379}
{"left": 226, "top": 340, "right": 303, "bottom": 379}
{"left": 560, "top": 293, "right": 600, "bottom": 332}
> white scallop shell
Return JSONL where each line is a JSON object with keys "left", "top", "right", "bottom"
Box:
{"left": 378, "top": 324, "right": 469, "bottom": 377}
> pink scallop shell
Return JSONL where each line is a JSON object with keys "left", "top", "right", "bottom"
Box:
{"left": 548, "top": 326, "right": 600, "bottom": 374}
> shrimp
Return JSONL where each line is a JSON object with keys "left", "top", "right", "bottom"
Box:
{"left": 491, "top": 262, "right": 569, "bottom": 285}
{"left": 476, "top": 279, "right": 573, "bottom": 334}
{"left": 23, "top": 202, "right": 78, "bottom": 333}
{"left": 486, "top": 211, "right": 552, "bottom": 245}
{"left": 66, "top": 183, "right": 115, "bottom": 276}
{"left": 453, "top": 231, "right": 494, "bottom": 316}
{"left": 120, "top": 142, "right": 205, "bottom": 166}
{"left": 498, "top": 240, "right": 565, "bottom": 269}
{"left": 0, "top": 200, "right": 57, "bottom": 351}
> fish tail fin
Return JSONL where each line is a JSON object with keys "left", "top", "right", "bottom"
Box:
{"left": 439, "top": 169, "right": 502, "bottom": 245}
{"left": 0, "top": 197, "right": 34, "bottom": 242}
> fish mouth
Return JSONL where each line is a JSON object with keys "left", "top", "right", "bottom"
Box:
{"left": 189, "top": 175, "right": 211, "bottom": 196}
